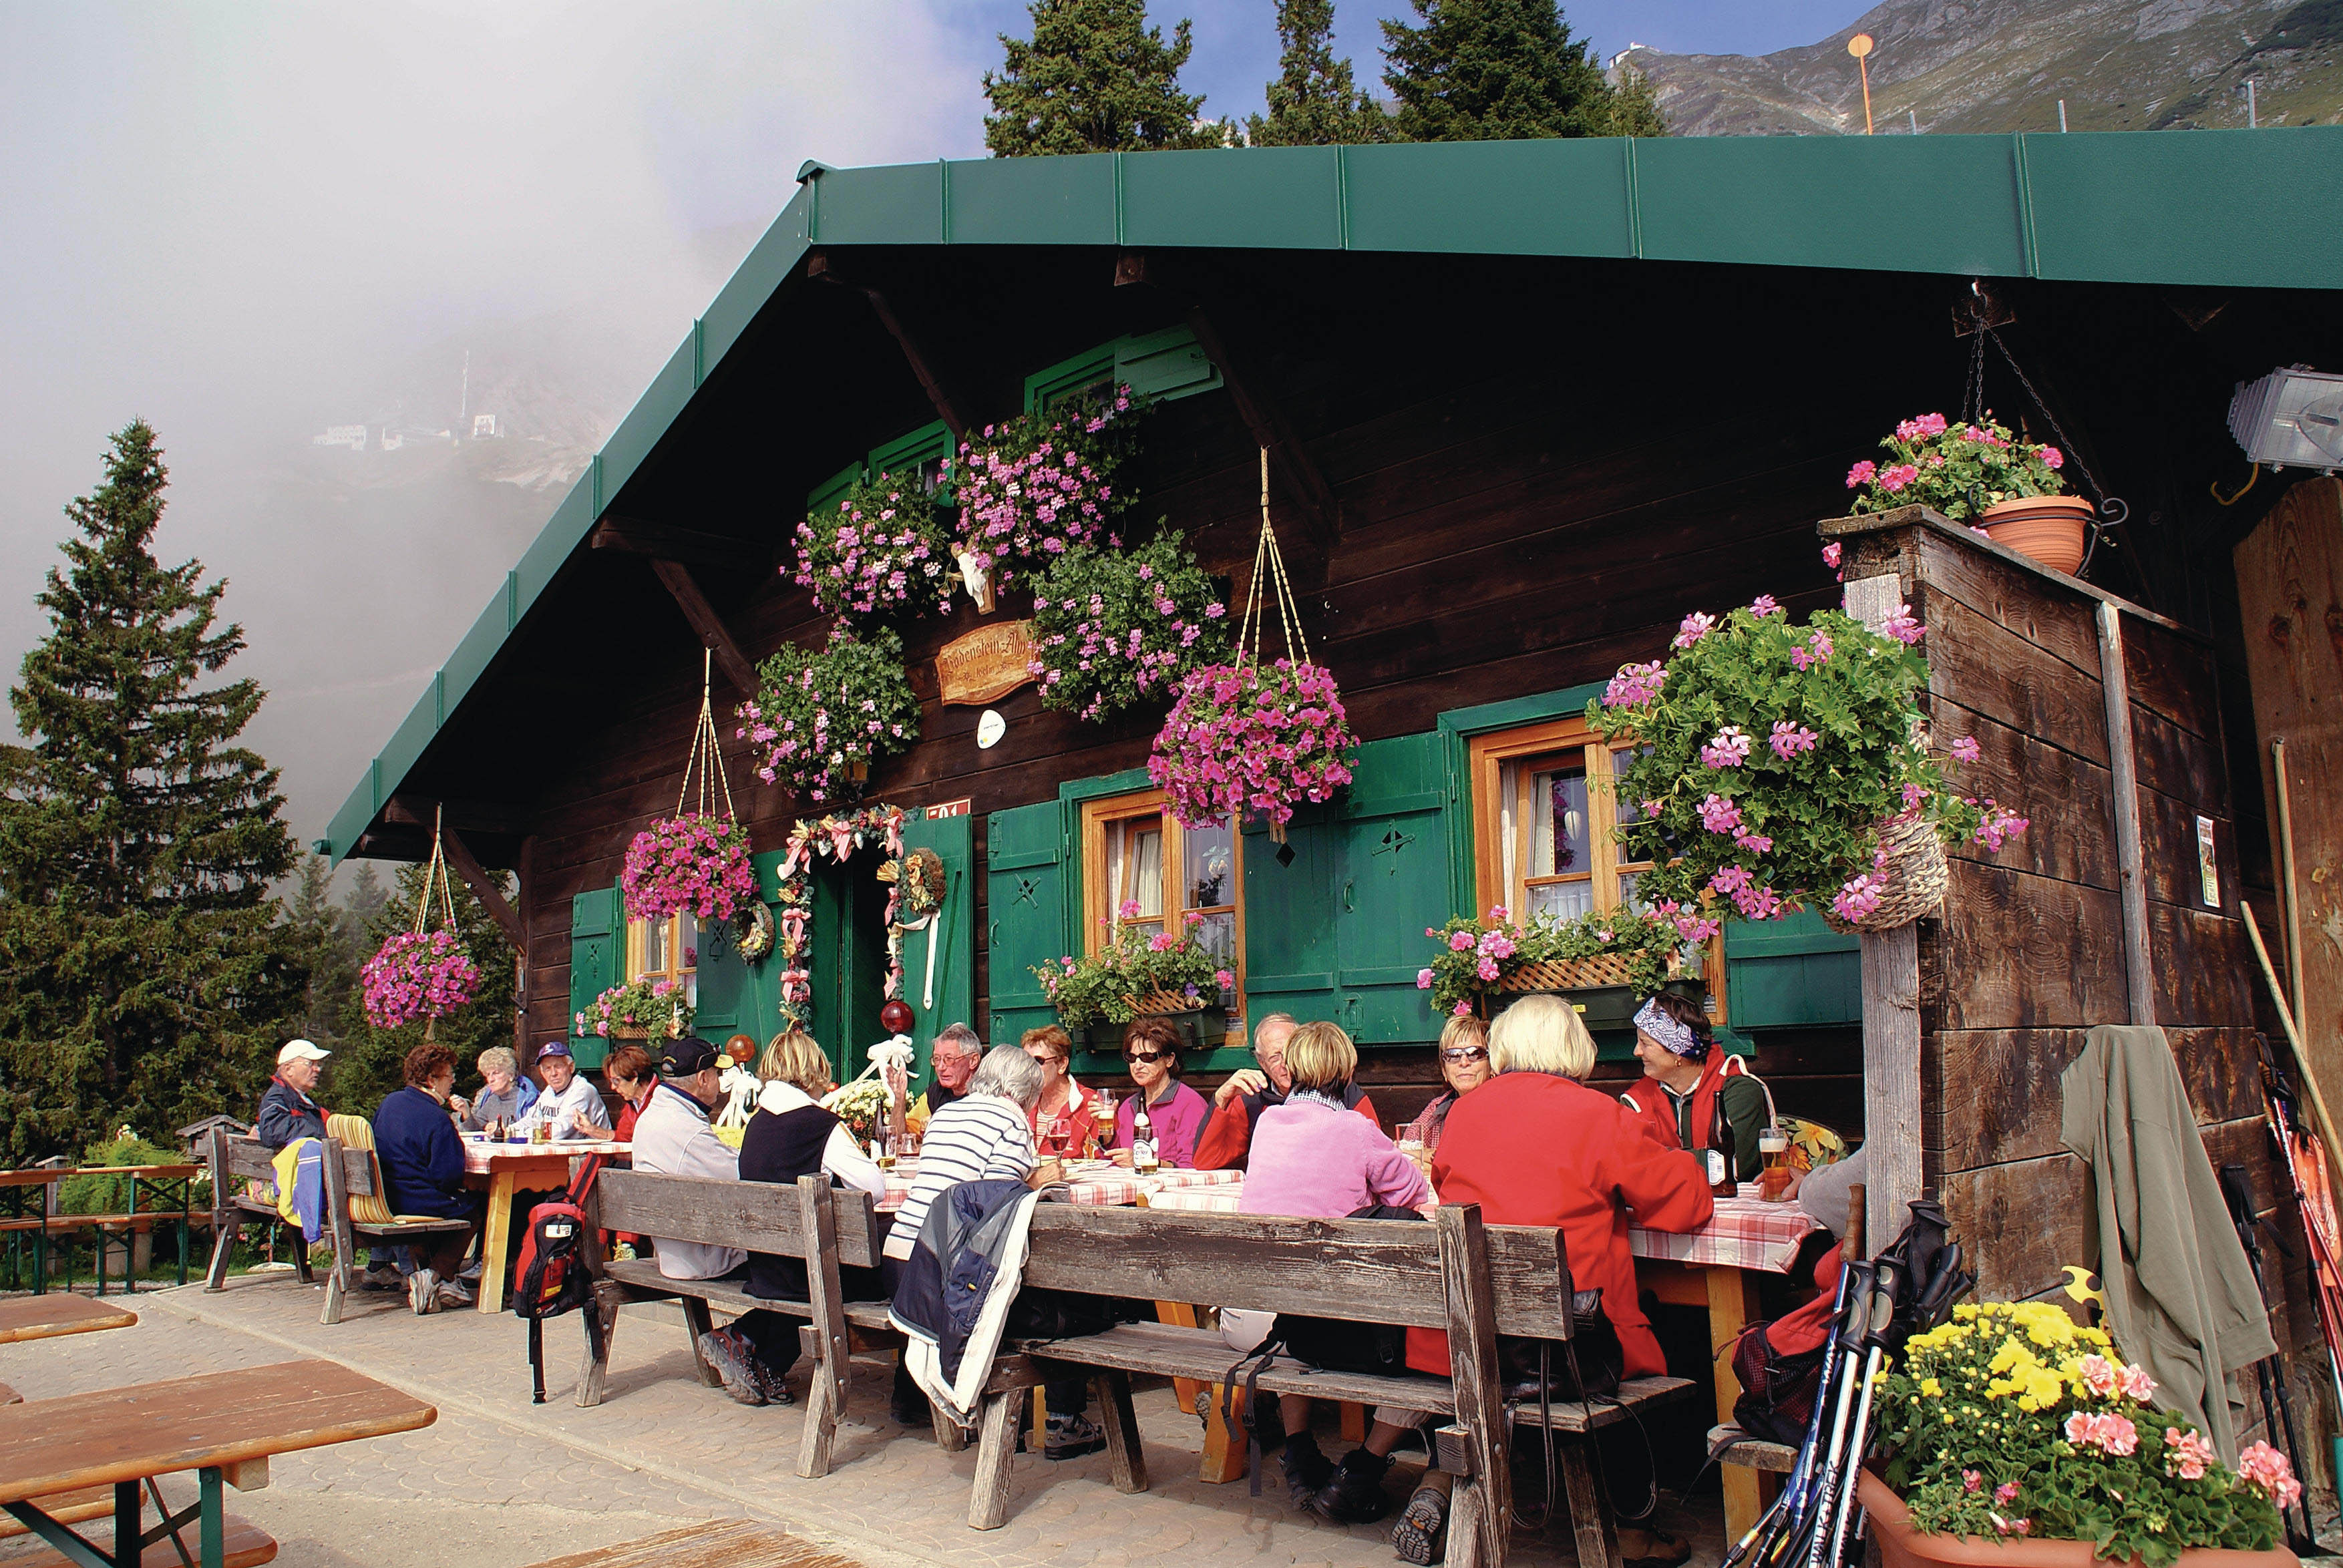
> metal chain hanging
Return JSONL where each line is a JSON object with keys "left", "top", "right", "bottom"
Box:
{"left": 676, "top": 648, "right": 741, "bottom": 824}
{"left": 1960, "top": 288, "right": 2129, "bottom": 579}
{"left": 1235, "top": 447, "right": 1312, "bottom": 678}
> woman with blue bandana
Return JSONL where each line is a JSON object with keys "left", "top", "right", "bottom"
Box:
{"left": 1616, "top": 992, "right": 1771, "bottom": 1183}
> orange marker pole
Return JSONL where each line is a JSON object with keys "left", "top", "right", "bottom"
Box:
{"left": 1849, "top": 34, "right": 1876, "bottom": 135}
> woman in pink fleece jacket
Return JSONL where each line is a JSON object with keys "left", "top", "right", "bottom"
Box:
{"left": 1238, "top": 1020, "right": 1433, "bottom": 1526}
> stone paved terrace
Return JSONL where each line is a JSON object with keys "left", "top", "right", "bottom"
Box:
{"left": 0, "top": 1271, "right": 1727, "bottom": 1568}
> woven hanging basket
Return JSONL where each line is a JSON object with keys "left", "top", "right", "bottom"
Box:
{"left": 608, "top": 1026, "right": 653, "bottom": 1042}
{"left": 1128, "top": 990, "right": 1202, "bottom": 1016}
{"left": 1500, "top": 951, "right": 1686, "bottom": 993}
{"left": 1823, "top": 813, "right": 1950, "bottom": 934}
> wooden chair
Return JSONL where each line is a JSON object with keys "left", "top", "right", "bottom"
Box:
{"left": 203, "top": 1129, "right": 469, "bottom": 1324}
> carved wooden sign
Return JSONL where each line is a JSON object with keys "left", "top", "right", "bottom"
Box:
{"left": 934, "top": 621, "right": 1037, "bottom": 707}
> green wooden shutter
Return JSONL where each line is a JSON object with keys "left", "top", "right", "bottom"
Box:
{"left": 1242, "top": 809, "right": 1344, "bottom": 1035}
{"left": 568, "top": 886, "right": 620, "bottom": 1070}
{"left": 901, "top": 811, "right": 975, "bottom": 1094}
{"left": 1115, "top": 326, "right": 1222, "bottom": 402}
{"left": 1725, "top": 909, "right": 1861, "bottom": 1030}
{"left": 984, "top": 800, "right": 1071, "bottom": 1046}
{"left": 1333, "top": 733, "right": 1454, "bottom": 1045}
{"left": 695, "top": 908, "right": 746, "bottom": 1045}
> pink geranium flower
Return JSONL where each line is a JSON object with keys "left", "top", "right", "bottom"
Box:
{"left": 1673, "top": 612, "right": 1717, "bottom": 649}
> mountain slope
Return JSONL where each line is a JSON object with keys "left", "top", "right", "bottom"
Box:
{"left": 1617, "top": 0, "right": 2343, "bottom": 136}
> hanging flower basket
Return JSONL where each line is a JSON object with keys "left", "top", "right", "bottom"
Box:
{"left": 792, "top": 471, "right": 957, "bottom": 632}
{"left": 359, "top": 809, "right": 480, "bottom": 1034}
{"left": 1588, "top": 591, "right": 2028, "bottom": 936}
{"left": 361, "top": 928, "right": 482, "bottom": 1032}
{"left": 1026, "top": 530, "right": 1231, "bottom": 723}
{"left": 575, "top": 977, "right": 693, "bottom": 1043}
{"left": 950, "top": 384, "right": 1144, "bottom": 594}
{"left": 1148, "top": 451, "right": 1355, "bottom": 842}
{"left": 737, "top": 628, "right": 920, "bottom": 807}
{"left": 623, "top": 813, "right": 757, "bottom": 924}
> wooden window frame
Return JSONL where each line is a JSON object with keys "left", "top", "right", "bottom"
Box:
{"left": 1077, "top": 787, "right": 1247, "bottom": 1049}
{"left": 625, "top": 912, "right": 698, "bottom": 1006}
{"left": 1466, "top": 715, "right": 1728, "bottom": 1028}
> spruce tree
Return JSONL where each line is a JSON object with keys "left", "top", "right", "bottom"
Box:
{"left": 984, "top": 0, "right": 1228, "bottom": 155}
{"left": 0, "top": 421, "right": 303, "bottom": 1161}
{"left": 1381, "top": 0, "right": 1664, "bottom": 142}
{"left": 283, "top": 853, "right": 358, "bottom": 1050}
{"left": 1248, "top": 0, "right": 1393, "bottom": 146}
{"left": 333, "top": 861, "right": 517, "bottom": 1117}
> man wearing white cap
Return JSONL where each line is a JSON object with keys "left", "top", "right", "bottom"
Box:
{"left": 257, "top": 1039, "right": 331, "bottom": 1151}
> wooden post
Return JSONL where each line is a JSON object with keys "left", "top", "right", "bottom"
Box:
{"left": 1845, "top": 572, "right": 1926, "bottom": 1233}
{"left": 795, "top": 1176, "right": 849, "bottom": 1480}
{"left": 1436, "top": 1203, "right": 1510, "bottom": 1568}
{"left": 2096, "top": 600, "right": 2156, "bottom": 1026}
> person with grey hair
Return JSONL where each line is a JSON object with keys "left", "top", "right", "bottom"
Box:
{"left": 457, "top": 1045, "right": 536, "bottom": 1132}
{"left": 904, "top": 1020, "right": 985, "bottom": 1137}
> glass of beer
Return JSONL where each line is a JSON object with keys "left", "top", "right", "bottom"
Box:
{"left": 1757, "top": 1128, "right": 1793, "bottom": 1201}
{"left": 1091, "top": 1088, "right": 1117, "bottom": 1155}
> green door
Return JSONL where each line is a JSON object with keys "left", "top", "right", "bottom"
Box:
{"left": 984, "top": 799, "right": 1071, "bottom": 1048}
{"left": 900, "top": 809, "right": 975, "bottom": 1097}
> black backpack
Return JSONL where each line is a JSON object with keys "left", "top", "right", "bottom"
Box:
{"left": 511, "top": 1154, "right": 607, "bottom": 1404}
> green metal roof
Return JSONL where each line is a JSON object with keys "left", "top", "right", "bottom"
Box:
{"left": 323, "top": 127, "right": 2343, "bottom": 861}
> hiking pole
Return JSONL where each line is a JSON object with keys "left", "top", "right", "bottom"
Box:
{"left": 1747, "top": 1263, "right": 1870, "bottom": 1568}
{"left": 1721, "top": 1259, "right": 1857, "bottom": 1568}
{"left": 2258, "top": 1032, "right": 2343, "bottom": 1504}
{"left": 1820, "top": 1252, "right": 1906, "bottom": 1568}
{"left": 1797, "top": 1259, "right": 1882, "bottom": 1568}
{"left": 2219, "top": 1162, "right": 2317, "bottom": 1553}
{"left": 2243, "top": 904, "right": 2343, "bottom": 1191}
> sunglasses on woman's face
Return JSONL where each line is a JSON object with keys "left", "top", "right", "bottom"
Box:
{"left": 1440, "top": 1047, "right": 1489, "bottom": 1063}
{"left": 1124, "top": 1050, "right": 1169, "bottom": 1064}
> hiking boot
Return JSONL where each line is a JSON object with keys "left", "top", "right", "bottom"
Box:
{"left": 1044, "top": 1412, "right": 1108, "bottom": 1461}
{"left": 1391, "top": 1483, "right": 1449, "bottom": 1564}
{"left": 1280, "top": 1430, "right": 1333, "bottom": 1503}
{"left": 753, "top": 1356, "right": 796, "bottom": 1407}
{"left": 698, "top": 1329, "right": 768, "bottom": 1406}
{"left": 408, "top": 1267, "right": 439, "bottom": 1316}
{"left": 1308, "top": 1446, "right": 1395, "bottom": 1525}
{"left": 361, "top": 1262, "right": 403, "bottom": 1292}
{"left": 434, "top": 1276, "right": 476, "bottom": 1310}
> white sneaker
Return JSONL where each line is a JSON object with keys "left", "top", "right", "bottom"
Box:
{"left": 435, "top": 1276, "right": 475, "bottom": 1309}
{"left": 361, "top": 1263, "right": 403, "bottom": 1291}
{"left": 409, "top": 1267, "right": 439, "bottom": 1316}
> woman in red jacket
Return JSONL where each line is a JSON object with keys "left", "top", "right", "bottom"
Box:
{"left": 1398, "top": 995, "right": 1713, "bottom": 1564}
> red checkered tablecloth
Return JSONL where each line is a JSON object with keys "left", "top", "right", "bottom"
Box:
{"left": 1628, "top": 1194, "right": 1821, "bottom": 1273}
{"left": 461, "top": 1138, "right": 629, "bottom": 1177}
{"left": 1129, "top": 1184, "right": 1819, "bottom": 1268}
{"left": 877, "top": 1161, "right": 1240, "bottom": 1213}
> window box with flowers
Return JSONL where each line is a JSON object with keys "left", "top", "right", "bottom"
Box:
{"left": 1033, "top": 912, "right": 1230, "bottom": 1056}
{"left": 1847, "top": 412, "right": 2091, "bottom": 575}
{"left": 575, "top": 976, "right": 695, "bottom": 1043}
{"left": 1419, "top": 906, "right": 1701, "bottom": 1032}
{"left": 1865, "top": 1300, "right": 2300, "bottom": 1568}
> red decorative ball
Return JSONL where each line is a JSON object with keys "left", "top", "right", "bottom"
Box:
{"left": 880, "top": 1000, "right": 916, "bottom": 1037}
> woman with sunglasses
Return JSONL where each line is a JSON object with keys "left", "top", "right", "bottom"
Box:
{"left": 1415, "top": 1014, "right": 1490, "bottom": 1152}
{"left": 1107, "top": 1017, "right": 1208, "bottom": 1169}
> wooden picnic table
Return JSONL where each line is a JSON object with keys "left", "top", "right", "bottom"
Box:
{"left": 0, "top": 1359, "right": 435, "bottom": 1568}
{"left": 0, "top": 1296, "right": 137, "bottom": 1346}
{"left": 462, "top": 1137, "right": 628, "bottom": 1314}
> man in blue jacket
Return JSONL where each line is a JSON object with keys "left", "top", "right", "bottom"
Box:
{"left": 256, "top": 1040, "right": 331, "bottom": 1149}
{"left": 373, "top": 1041, "right": 481, "bottom": 1316}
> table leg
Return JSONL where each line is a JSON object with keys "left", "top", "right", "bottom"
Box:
{"left": 1705, "top": 1265, "right": 1769, "bottom": 1543}
{"left": 1199, "top": 1382, "right": 1248, "bottom": 1485}
{"left": 200, "top": 1466, "right": 223, "bottom": 1568}
{"left": 113, "top": 1481, "right": 137, "bottom": 1568}
{"left": 478, "top": 1172, "right": 518, "bottom": 1314}
{"left": 1155, "top": 1302, "right": 1203, "bottom": 1415}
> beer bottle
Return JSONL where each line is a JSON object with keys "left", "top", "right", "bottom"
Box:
{"left": 1131, "top": 1097, "right": 1159, "bottom": 1175}
{"left": 1706, "top": 1094, "right": 1738, "bottom": 1198}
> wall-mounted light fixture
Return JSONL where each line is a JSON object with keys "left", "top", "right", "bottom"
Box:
{"left": 2229, "top": 365, "right": 2343, "bottom": 472}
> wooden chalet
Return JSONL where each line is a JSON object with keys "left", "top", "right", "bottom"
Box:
{"left": 324, "top": 131, "right": 2343, "bottom": 1380}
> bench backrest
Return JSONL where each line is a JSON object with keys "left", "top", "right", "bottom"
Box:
{"left": 1017, "top": 1205, "right": 1580, "bottom": 1339}
{"left": 588, "top": 1169, "right": 885, "bottom": 1270}
{"left": 210, "top": 1131, "right": 379, "bottom": 1201}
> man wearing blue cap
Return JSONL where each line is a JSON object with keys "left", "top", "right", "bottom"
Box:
{"left": 512, "top": 1040, "right": 610, "bottom": 1143}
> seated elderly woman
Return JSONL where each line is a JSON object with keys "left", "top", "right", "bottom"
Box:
{"left": 457, "top": 1045, "right": 536, "bottom": 1133}
{"left": 1107, "top": 1017, "right": 1208, "bottom": 1169}
{"left": 1413, "top": 1012, "right": 1489, "bottom": 1153}
{"left": 695, "top": 1030, "right": 892, "bottom": 1407}
{"left": 1397, "top": 995, "right": 1714, "bottom": 1566}
{"left": 1236, "top": 1020, "right": 1434, "bottom": 1525}
{"left": 372, "top": 1042, "right": 484, "bottom": 1316}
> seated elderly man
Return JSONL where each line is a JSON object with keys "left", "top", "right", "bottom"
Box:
{"left": 630, "top": 1036, "right": 795, "bottom": 1408}
{"left": 373, "top": 1042, "right": 484, "bottom": 1315}
{"left": 901, "top": 1022, "right": 984, "bottom": 1138}
{"left": 511, "top": 1040, "right": 610, "bottom": 1141}
{"left": 256, "top": 1039, "right": 331, "bottom": 1149}
{"left": 1193, "top": 1012, "right": 1379, "bottom": 1171}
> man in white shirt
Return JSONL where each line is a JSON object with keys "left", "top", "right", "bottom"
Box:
{"left": 514, "top": 1042, "right": 610, "bottom": 1142}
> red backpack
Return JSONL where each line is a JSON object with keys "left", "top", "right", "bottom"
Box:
{"left": 511, "top": 1154, "right": 608, "bottom": 1404}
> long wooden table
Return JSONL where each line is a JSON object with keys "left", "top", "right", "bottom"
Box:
{"left": 462, "top": 1138, "right": 628, "bottom": 1314}
{"left": 0, "top": 1360, "right": 435, "bottom": 1568}
{"left": 0, "top": 1296, "right": 137, "bottom": 1346}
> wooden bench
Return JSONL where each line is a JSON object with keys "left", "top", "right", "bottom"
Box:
{"left": 982, "top": 1203, "right": 1698, "bottom": 1568}
{"left": 518, "top": 1517, "right": 860, "bottom": 1568}
{"left": 202, "top": 1130, "right": 470, "bottom": 1324}
{"left": 580, "top": 1169, "right": 1000, "bottom": 1483}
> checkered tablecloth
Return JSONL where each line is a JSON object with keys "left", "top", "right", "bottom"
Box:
{"left": 876, "top": 1161, "right": 1241, "bottom": 1213}
{"left": 1628, "top": 1194, "right": 1821, "bottom": 1274}
{"left": 1124, "top": 1183, "right": 1819, "bottom": 1269}
{"left": 461, "top": 1139, "right": 629, "bottom": 1177}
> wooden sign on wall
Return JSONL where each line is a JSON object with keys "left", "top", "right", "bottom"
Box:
{"left": 934, "top": 622, "right": 1037, "bottom": 706}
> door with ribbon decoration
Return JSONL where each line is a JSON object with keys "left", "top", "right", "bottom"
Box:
{"left": 894, "top": 809, "right": 973, "bottom": 1100}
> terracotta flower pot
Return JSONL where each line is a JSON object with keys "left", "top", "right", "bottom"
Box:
{"left": 1981, "top": 496, "right": 2094, "bottom": 576}
{"left": 1858, "top": 1471, "right": 2297, "bottom": 1568}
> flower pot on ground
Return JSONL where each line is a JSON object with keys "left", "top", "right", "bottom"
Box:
{"left": 1858, "top": 1473, "right": 2297, "bottom": 1568}
{"left": 1981, "top": 495, "right": 2095, "bottom": 575}
{"left": 1589, "top": 594, "right": 2029, "bottom": 936}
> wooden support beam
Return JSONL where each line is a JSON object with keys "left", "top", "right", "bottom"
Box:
{"left": 426, "top": 817, "right": 526, "bottom": 954}
{"left": 2097, "top": 600, "right": 2156, "bottom": 1026}
{"left": 805, "top": 251, "right": 971, "bottom": 440}
{"left": 590, "top": 516, "right": 767, "bottom": 573}
{"left": 650, "top": 558, "right": 759, "bottom": 696}
{"left": 1180, "top": 303, "right": 1340, "bottom": 552}
{"left": 381, "top": 796, "right": 532, "bottom": 839}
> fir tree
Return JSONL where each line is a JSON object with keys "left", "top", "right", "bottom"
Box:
{"left": 984, "top": 0, "right": 1228, "bottom": 156}
{"left": 345, "top": 859, "right": 387, "bottom": 931}
{"left": 0, "top": 421, "right": 303, "bottom": 1161}
{"left": 333, "top": 861, "right": 517, "bottom": 1117}
{"left": 283, "top": 853, "right": 359, "bottom": 1050}
{"left": 1247, "top": 0, "right": 1393, "bottom": 146}
{"left": 1381, "top": 0, "right": 1664, "bottom": 142}
{"left": 1601, "top": 56, "right": 1668, "bottom": 137}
